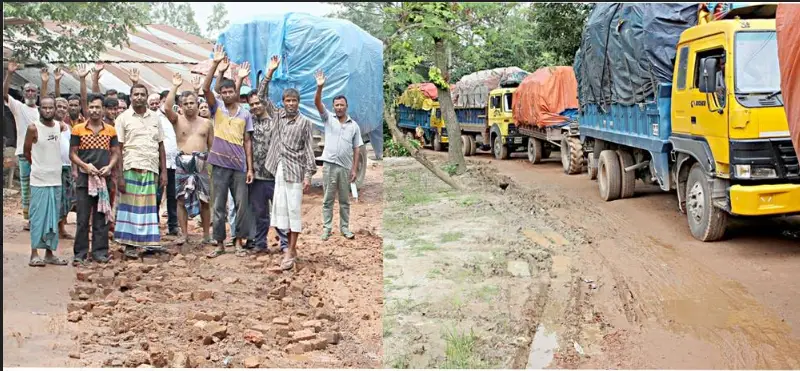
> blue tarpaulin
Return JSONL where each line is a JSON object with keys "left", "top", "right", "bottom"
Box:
{"left": 216, "top": 13, "right": 384, "bottom": 139}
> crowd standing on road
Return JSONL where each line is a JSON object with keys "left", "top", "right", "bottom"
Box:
{"left": 4, "top": 44, "right": 364, "bottom": 271}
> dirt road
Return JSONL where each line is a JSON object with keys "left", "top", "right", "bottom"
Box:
{"left": 3, "top": 154, "right": 384, "bottom": 368}
{"left": 420, "top": 149, "right": 800, "bottom": 369}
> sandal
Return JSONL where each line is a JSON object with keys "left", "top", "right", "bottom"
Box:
{"left": 207, "top": 248, "right": 226, "bottom": 259}
{"left": 29, "top": 256, "right": 46, "bottom": 267}
{"left": 124, "top": 247, "right": 139, "bottom": 259}
{"left": 280, "top": 257, "right": 296, "bottom": 271}
{"left": 201, "top": 237, "right": 216, "bottom": 245}
{"left": 43, "top": 255, "right": 68, "bottom": 265}
{"left": 341, "top": 230, "right": 355, "bottom": 240}
{"left": 234, "top": 248, "right": 248, "bottom": 258}
{"left": 320, "top": 229, "right": 331, "bottom": 241}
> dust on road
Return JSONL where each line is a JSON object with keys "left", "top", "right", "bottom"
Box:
{"left": 3, "top": 156, "right": 384, "bottom": 368}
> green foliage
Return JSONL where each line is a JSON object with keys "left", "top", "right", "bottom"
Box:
{"left": 2, "top": 2, "right": 150, "bottom": 62}
{"left": 205, "top": 2, "right": 230, "bottom": 41}
{"left": 148, "top": 2, "right": 202, "bottom": 37}
{"left": 441, "top": 163, "right": 458, "bottom": 176}
{"left": 385, "top": 138, "right": 421, "bottom": 157}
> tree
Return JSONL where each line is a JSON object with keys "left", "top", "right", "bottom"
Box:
{"left": 148, "top": 2, "right": 202, "bottom": 37}
{"left": 527, "top": 3, "right": 592, "bottom": 69}
{"left": 2, "top": 2, "right": 150, "bottom": 62}
{"left": 205, "top": 2, "right": 230, "bottom": 41}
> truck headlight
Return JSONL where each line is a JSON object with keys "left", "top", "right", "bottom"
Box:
{"left": 734, "top": 164, "right": 777, "bottom": 179}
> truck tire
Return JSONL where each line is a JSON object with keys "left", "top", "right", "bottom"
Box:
{"left": 561, "top": 136, "right": 583, "bottom": 175}
{"left": 686, "top": 163, "right": 728, "bottom": 242}
{"left": 528, "top": 138, "right": 543, "bottom": 164}
{"left": 461, "top": 135, "right": 472, "bottom": 157}
{"left": 433, "top": 133, "right": 443, "bottom": 152}
{"left": 355, "top": 146, "right": 368, "bottom": 188}
{"left": 598, "top": 150, "right": 621, "bottom": 201}
{"left": 493, "top": 133, "right": 509, "bottom": 160}
{"left": 468, "top": 136, "right": 477, "bottom": 156}
{"left": 617, "top": 149, "right": 636, "bottom": 199}
{"left": 587, "top": 156, "right": 598, "bottom": 180}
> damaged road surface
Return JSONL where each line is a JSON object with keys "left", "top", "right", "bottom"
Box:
{"left": 410, "top": 150, "right": 800, "bottom": 369}
{"left": 3, "top": 157, "right": 384, "bottom": 368}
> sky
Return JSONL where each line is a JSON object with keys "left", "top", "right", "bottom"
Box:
{"left": 190, "top": 2, "right": 339, "bottom": 34}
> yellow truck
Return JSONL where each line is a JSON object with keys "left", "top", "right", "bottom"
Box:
{"left": 396, "top": 83, "right": 449, "bottom": 151}
{"left": 575, "top": 3, "right": 799, "bottom": 241}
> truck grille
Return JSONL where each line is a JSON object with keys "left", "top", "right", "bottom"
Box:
{"left": 730, "top": 139, "right": 799, "bottom": 180}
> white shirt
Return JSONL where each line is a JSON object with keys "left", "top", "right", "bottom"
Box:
{"left": 319, "top": 109, "right": 363, "bottom": 171}
{"left": 30, "top": 121, "right": 63, "bottom": 187}
{"left": 60, "top": 122, "right": 72, "bottom": 166}
{"left": 8, "top": 96, "right": 40, "bottom": 157}
{"left": 157, "top": 109, "right": 179, "bottom": 170}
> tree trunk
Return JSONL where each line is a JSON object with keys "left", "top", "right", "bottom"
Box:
{"left": 433, "top": 38, "right": 467, "bottom": 175}
{"left": 384, "top": 107, "right": 464, "bottom": 191}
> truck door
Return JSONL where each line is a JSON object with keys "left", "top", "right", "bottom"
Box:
{"left": 688, "top": 34, "right": 729, "bottom": 146}
{"left": 672, "top": 45, "right": 692, "bottom": 135}
{"left": 489, "top": 93, "right": 502, "bottom": 135}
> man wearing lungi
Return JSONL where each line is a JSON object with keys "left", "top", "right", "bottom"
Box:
{"left": 313, "top": 70, "right": 363, "bottom": 241}
{"left": 262, "top": 56, "right": 318, "bottom": 271}
{"left": 246, "top": 55, "right": 289, "bottom": 254}
{"left": 202, "top": 45, "right": 255, "bottom": 258}
{"left": 163, "top": 73, "right": 215, "bottom": 245}
{"left": 114, "top": 84, "right": 168, "bottom": 259}
{"left": 23, "top": 97, "right": 69, "bottom": 267}
{"left": 4, "top": 61, "right": 41, "bottom": 232}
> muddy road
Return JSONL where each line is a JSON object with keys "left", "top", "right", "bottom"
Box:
{"left": 407, "top": 149, "right": 800, "bottom": 369}
{"left": 3, "top": 153, "right": 384, "bottom": 368}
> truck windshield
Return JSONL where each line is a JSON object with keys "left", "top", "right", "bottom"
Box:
{"left": 734, "top": 31, "right": 780, "bottom": 94}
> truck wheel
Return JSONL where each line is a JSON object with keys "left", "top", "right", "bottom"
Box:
{"left": 355, "top": 146, "right": 368, "bottom": 188}
{"left": 433, "top": 133, "right": 443, "bottom": 152}
{"left": 493, "top": 134, "right": 509, "bottom": 160}
{"left": 528, "top": 138, "right": 543, "bottom": 164}
{"left": 461, "top": 135, "right": 471, "bottom": 156}
{"left": 561, "top": 137, "right": 583, "bottom": 175}
{"left": 468, "top": 136, "right": 477, "bottom": 156}
{"left": 686, "top": 164, "right": 728, "bottom": 242}
{"left": 598, "top": 150, "right": 622, "bottom": 201}
{"left": 587, "top": 156, "right": 598, "bottom": 180}
{"left": 617, "top": 149, "right": 636, "bottom": 199}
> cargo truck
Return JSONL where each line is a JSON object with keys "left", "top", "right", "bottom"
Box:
{"left": 396, "top": 83, "right": 449, "bottom": 151}
{"left": 574, "top": 3, "right": 800, "bottom": 241}
{"left": 511, "top": 66, "right": 585, "bottom": 174}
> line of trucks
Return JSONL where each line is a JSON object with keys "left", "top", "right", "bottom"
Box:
{"left": 395, "top": 3, "right": 800, "bottom": 242}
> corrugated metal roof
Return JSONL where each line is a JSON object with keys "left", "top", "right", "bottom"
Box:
{"left": 4, "top": 23, "right": 215, "bottom": 95}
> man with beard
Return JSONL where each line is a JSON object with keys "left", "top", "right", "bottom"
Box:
{"left": 313, "top": 70, "right": 362, "bottom": 241}
{"left": 246, "top": 56, "right": 289, "bottom": 254}
{"left": 23, "top": 96, "right": 70, "bottom": 266}
{"left": 4, "top": 62, "right": 42, "bottom": 231}
{"left": 202, "top": 45, "right": 255, "bottom": 258}
{"left": 70, "top": 94, "right": 120, "bottom": 265}
{"left": 114, "top": 84, "right": 167, "bottom": 259}
{"left": 261, "top": 56, "right": 317, "bottom": 271}
{"left": 163, "top": 73, "right": 215, "bottom": 245}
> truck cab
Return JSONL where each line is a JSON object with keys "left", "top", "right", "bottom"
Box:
{"left": 670, "top": 18, "right": 800, "bottom": 222}
{"left": 488, "top": 87, "right": 525, "bottom": 159}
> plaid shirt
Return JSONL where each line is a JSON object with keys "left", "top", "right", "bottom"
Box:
{"left": 260, "top": 77, "right": 317, "bottom": 183}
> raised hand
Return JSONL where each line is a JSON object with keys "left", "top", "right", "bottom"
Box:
{"left": 238, "top": 61, "right": 251, "bottom": 79}
{"left": 268, "top": 55, "right": 280, "bottom": 71}
{"left": 213, "top": 44, "right": 226, "bottom": 63}
{"left": 93, "top": 62, "right": 104, "bottom": 74}
{"left": 54, "top": 67, "right": 64, "bottom": 81}
{"left": 129, "top": 68, "right": 140, "bottom": 84}
{"left": 7, "top": 61, "right": 19, "bottom": 73}
{"left": 40, "top": 67, "right": 50, "bottom": 82}
{"left": 191, "top": 74, "right": 202, "bottom": 91}
{"left": 315, "top": 70, "right": 325, "bottom": 87}
{"left": 218, "top": 57, "right": 230, "bottom": 74}
{"left": 172, "top": 72, "right": 183, "bottom": 87}
{"left": 76, "top": 64, "right": 90, "bottom": 79}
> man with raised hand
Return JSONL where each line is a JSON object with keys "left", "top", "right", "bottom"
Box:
{"left": 202, "top": 45, "right": 255, "bottom": 258}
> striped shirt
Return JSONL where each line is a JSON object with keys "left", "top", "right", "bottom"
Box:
{"left": 260, "top": 77, "right": 317, "bottom": 183}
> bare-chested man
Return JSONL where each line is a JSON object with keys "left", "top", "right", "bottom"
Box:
{"left": 163, "top": 73, "right": 214, "bottom": 244}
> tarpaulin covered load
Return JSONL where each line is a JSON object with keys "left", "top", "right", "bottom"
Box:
{"left": 574, "top": 3, "right": 699, "bottom": 106}
{"left": 397, "top": 83, "right": 438, "bottom": 110}
{"left": 452, "top": 67, "right": 528, "bottom": 108}
{"left": 777, "top": 3, "right": 800, "bottom": 157}
{"left": 512, "top": 66, "right": 579, "bottom": 128}
{"left": 216, "top": 13, "right": 384, "bottom": 135}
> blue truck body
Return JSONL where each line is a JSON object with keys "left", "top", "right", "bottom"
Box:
{"left": 455, "top": 108, "right": 487, "bottom": 133}
{"left": 396, "top": 105, "right": 443, "bottom": 142}
{"left": 578, "top": 84, "right": 674, "bottom": 191}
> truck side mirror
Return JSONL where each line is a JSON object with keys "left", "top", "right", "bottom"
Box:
{"left": 699, "top": 57, "right": 718, "bottom": 93}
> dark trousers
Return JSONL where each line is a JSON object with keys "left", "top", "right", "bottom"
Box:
{"left": 249, "top": 179, "right": 288, "bottom": 250}
{"left": 74, "top": 186, "right": 110, "bottom": 261}
{"left": 156, "top": 168, "right": 178, "bottom": 233}
{"left": 211, "top": 165, "right": 250, "bottom": 241}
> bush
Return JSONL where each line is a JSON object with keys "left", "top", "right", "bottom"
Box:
{"left": 385, "top": 138, "right": 421, "bottom": 157}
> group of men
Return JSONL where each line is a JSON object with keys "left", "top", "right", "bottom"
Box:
{"left": 4, "top": 44, "right": 363, "bottom": 271}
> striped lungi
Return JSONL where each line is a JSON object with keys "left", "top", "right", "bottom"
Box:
{"left": 60, "top": 166, "right": 76, "bottom": 220}
{"left": 113, "top": 169, "right": 161, "bottom": 248}
{"left": 30, "top": 185, "right": 61, "bottom": 251}
{"left": 270, "top": 161, "right": 304, "bottom": 233}
{"left": 18, "top": 155, "right": 31, "bottom": 220}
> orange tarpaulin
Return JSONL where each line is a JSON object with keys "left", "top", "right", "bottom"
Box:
{"left": 777, "top": 3, "right": 800, "bottom": 158}
{"left": 512, "top": 66, "right": 579, "bottom": 128}
{"left": 409, "top": 83, "right": 438, "bottom": 100}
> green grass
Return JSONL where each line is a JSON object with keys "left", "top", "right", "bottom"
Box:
{"left": 388, "top": 354, "right": 411, "bottom": 369}
{"left": 458, "top": 195, "right": 481, "bottom": 207}
{"left": 427, "top": 268, "right": 444, "bottom": 279}
{"left": 440, "top": 231, "right": 464, "bottom": 243}
{"left": 473, "top": 285, "right": 500, "bottom": 302}
{"left": 387, "top": 297, "right": 421, "bottom": 316}
{"left": 439, "top": 328, "right": 487, "bottom": 369}
{"left": 411, "top": 240, "right": 438, "bottom": 256}
{"left": 385, "top": 252, "right": 398, "bottom": 260}
{"left": 383, "top": 317, "right": 395, "bottom": 338}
